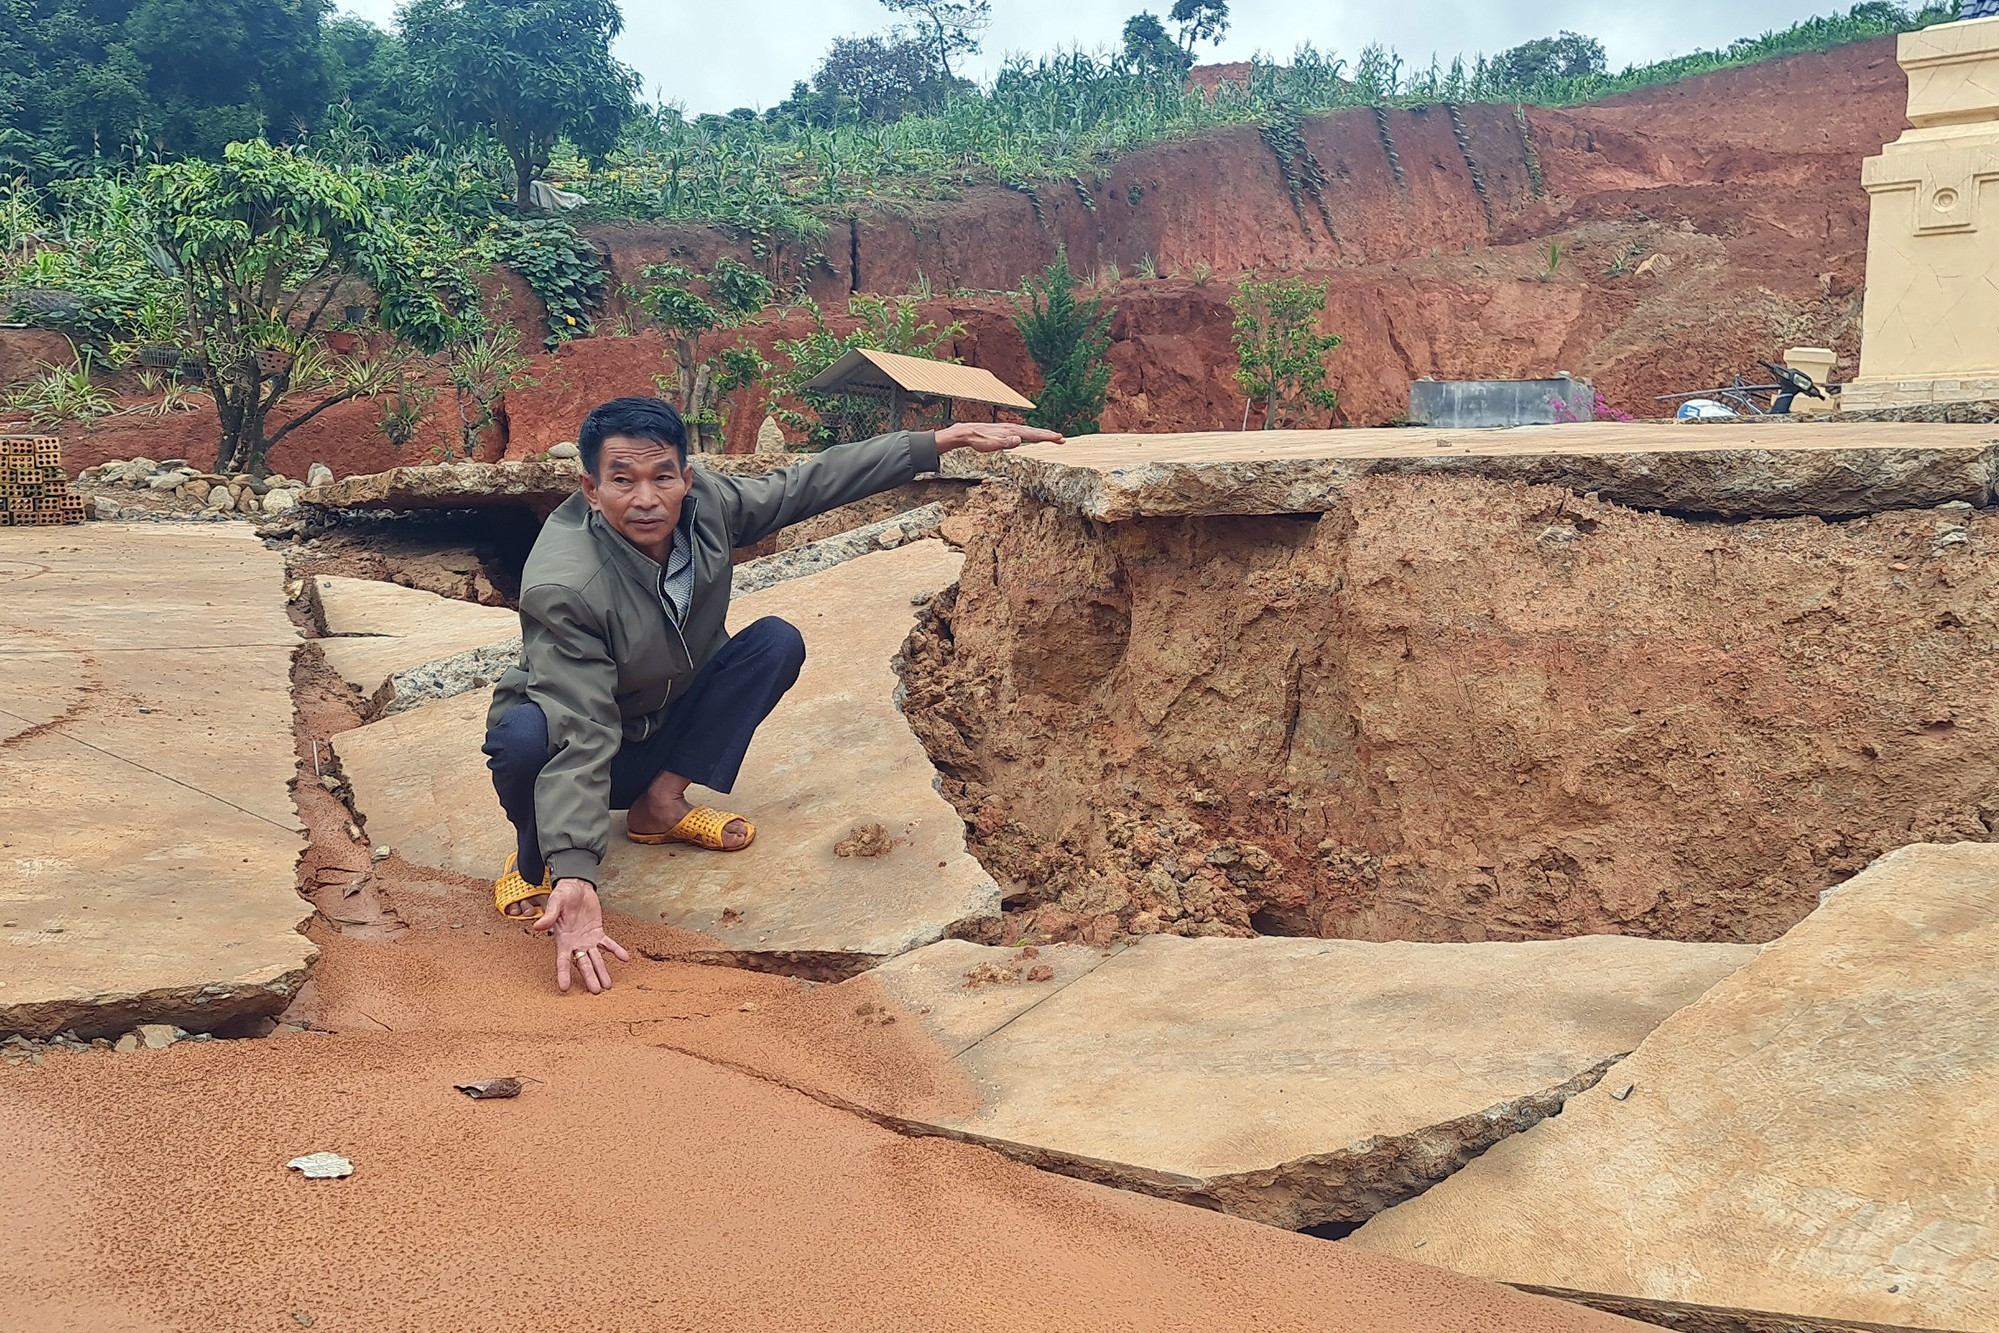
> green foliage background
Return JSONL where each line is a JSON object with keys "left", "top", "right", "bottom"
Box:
{"left": 1013, "top": 249, "right": 1112, "bottom": 436}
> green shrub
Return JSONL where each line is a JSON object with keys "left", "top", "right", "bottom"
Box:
{"left": 1230, "top": 276, "right": 1342, "bottom": 429}
{"left": 483, "top": 217, "right": 606, "bottom": 347}
{"left": 1013, "top": 249, "right": 1112, "bottom": 437}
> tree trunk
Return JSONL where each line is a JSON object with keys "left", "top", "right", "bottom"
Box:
{"left": 690, "top": 361, "right": 715, "bottom": 452}
{"left": 510, "top": 141, "right": 535, "bottom": 211}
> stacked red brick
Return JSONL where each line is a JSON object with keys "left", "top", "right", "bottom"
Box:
{"left": 0, "top": 436, "right": 85, "bottom": 526}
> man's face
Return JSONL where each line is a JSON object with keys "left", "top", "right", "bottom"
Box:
{"left": 579, "top": 434, "right": 692, "bottom": 560}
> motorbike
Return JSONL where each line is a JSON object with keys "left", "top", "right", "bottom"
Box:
{"left": 1655, "top": 360, "right": 1830, "bottom": 418}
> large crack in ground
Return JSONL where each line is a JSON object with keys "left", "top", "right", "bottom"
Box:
{"left": 259, "top": 505, "right": 1977, "bottom": 1333}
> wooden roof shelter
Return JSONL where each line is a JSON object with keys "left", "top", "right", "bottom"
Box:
{"left": 805, "top": 349, "right": 1034, "bottom": 431}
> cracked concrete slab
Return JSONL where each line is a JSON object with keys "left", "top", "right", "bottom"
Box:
{"left": 348, "top": 505, "right": 956, "bottom": 720}
{"left": 850, "top": 933, "right": 1756, "bottom": 1230}
{"left": 1348, "top": 842, "right": 1999, "bottom": 1333}
{"left": 984, "top": 423, "right": 1999, "bottom": 520}
{"left": 310, "top": 575, "right": 517, "bottom": 712}
{"left": 335, "top": 540, "right": 999, "bottom": 971}
{"left": 0, "top": 525, "right": 315, "bottom": 1039}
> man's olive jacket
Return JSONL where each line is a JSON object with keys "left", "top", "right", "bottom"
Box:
{"left": 488, "top": 429, "right": 941, "bottom": 885}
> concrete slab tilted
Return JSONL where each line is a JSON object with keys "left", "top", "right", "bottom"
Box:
{"left": 310, "top": 574, "right": 517, "bottom": 710}
{"left": 333, "top": 539, "right": 999, "bottom": 972}
{"left": 844, "top": 933, "right": 1757, "bottom": 1230}
{"left": 0, "top": 524, "right": 315, "bottom": 1038}
{"left": 1349, "top": 841, "right": 1999, "bottom": 1333}
{"left": 975, "top": 421, "right": 1999, "bottom": 520}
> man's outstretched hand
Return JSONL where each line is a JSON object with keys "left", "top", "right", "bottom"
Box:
{"left": 534, "top": 877, "right": 631, "bottom": 994}
{"left": 936, "top": 423, "right": 1064, "bottom": 453}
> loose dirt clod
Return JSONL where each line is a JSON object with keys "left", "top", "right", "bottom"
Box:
{"left": 963, "top": 961, "right": 1024, "bottom": 988}
{"left": 834, "top": 823, "right": 898, "bottom": 858}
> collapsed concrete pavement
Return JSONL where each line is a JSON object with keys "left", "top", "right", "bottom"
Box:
{"left": 979, "top": 421, "right": 1999, "bottom": 520}
{"left": 0, "top": 525, "right": 315, "bottom": 1038}
{"left": 831, "top": 933, "right": 1755, "bottom": 1231}
{"left": 906, "top": 423, "right": 1999, "bottom": 950}
{"left": 332, "top": 539, "right": 1002, "bottom": 974}
{"left": 1348, "top": 841, "right": 1999, "bottom": 1333}
{"left": 12, "top": 421, "right": 1999, "bottom": 1333}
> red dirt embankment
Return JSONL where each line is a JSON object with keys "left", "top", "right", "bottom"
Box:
{"left": 4, "top": 38, "right": 1908, "bottom": 470}
{"left": 609, "top": 37, "right": 1905, "bottom": 433}
{"left": 902, "top": 480, "right": 1999, "bottom": 948}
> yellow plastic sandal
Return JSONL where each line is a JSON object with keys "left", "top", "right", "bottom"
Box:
{"left": 493, "top": 851, "right": 552, "bottom": 919}
{"left": 627, "top": 805, "right": 755, "bottom": 851}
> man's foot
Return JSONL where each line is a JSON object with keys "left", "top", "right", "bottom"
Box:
{"left": 495, "top": 852, "right": 553, "bottom": 919}
{"left": 628, "top": 791, "right": 751, "bottom": 849}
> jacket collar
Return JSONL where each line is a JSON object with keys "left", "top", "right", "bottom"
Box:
{"left": 583, "top": 490, "right": 700, "bottom": 586}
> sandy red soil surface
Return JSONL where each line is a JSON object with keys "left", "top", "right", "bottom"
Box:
{"left": 1, "top": 867, "right": 1640, "bottom": 1332}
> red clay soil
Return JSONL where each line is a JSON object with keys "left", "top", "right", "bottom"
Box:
{"left": 3, "top": 38, "right": 1911, "bottom": 465}
{"left": 0, "top": 885, "right": 1642, "bottom": 1333}
{"left": 0, "top": 633, "right": 1636, "bottom": 1330}
{"left": 902, "top": 480, "right": 1999, "bottom": 949}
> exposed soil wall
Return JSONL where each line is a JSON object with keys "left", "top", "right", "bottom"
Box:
{"left": 3, "top": 39, "right": 1914, "bottom": 469}
{"left": 902, "top": 480, "right": 1999, "bottom": 947}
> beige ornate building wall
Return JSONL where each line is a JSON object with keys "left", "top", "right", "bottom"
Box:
{"left": 1844, "top": 16, "right": 1999, "bottom": 410}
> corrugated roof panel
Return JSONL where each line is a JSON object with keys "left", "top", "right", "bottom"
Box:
{"left": 804, "top": 348, "right": 1035, "bottom": 409}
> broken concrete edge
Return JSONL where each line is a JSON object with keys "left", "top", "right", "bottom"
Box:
{"left": 369, "top": 512, "right": 957, "bottom": 717}
{"left": 1510, "top": 1286, "right": 1976, "bottom": 1333}
{"left": 0, "top": 959, "right": 316, "bottom": 1042}
{"left": 297, "top": 454, "right": 796, "bottom": 512}
{"left": 1195, "top": 1056, "right": 1620, "bottom": 1231}
{"left": 670, "top": 985, "right": 1625, "bottom": 1233}
{"left": 760, "top": 1055, "right": 1617, "bottom": 1233}
{"left": 991, "top": 445, "right": 1999, "bottom": 522}
{"left": 635, "top": 902, "right": 1004, "bottom": 984}
{"left": 731, "top": 503, "right": 946, "bottom": 598}
{"left": 296, "top": 452, "right": 953, "bottom": 518}
{"left": 644, "top": 947, "right": 887, "bottom": 984}
{"left": 378, "top": 640, "right": 519, "bottom": 718}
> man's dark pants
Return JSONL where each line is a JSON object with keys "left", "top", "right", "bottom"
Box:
{"left": 484, "top": 616, "right": 806, "bottom": 883}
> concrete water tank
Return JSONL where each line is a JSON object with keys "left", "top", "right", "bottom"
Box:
{"left": 1408, "top": 375, "right": 1595, "bottom": 427}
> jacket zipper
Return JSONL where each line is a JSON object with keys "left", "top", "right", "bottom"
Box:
{"left": 648, "top": 496, "right": 697, "bottom": 734}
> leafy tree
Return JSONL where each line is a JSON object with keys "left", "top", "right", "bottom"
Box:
{"left": 1169, "top": 0, "right": 1229, "bottom": 54}
{"left": 879, "top": 0, "right": 989, "bottom": 79}
{"left": 633, "top": 257, "right": 776, "bottom": 453}
{"left": 1122, "top": 13, "right": 1192, "bottom": 75}
{"left": 399, "top": 0, "right": 638, "bottom": 209}
{"left": 1488, "top": 31, "right": 1607, "bottom": 93}
{"left": 141, "top": 140, "right": 466, "bottom": 475}
{"left": 321, "top": 17, "right": 427, "bottom": 155}
{"left": 0, "top": 0, "right": 335, "bottom": 171}
{"left": 811, "top": 35, "right": 961, "bottom": 123}
{"left": 1012, "top": 248, "right": 1112, "bottom": 436}
{"left": 125, "top": 0, "right": 334, "bottom": 157}
{"left": 441, "top": 322, "right": 535, "bottom": 457}
{"left": 1229, "top": 276, "right": 1342, "bottom": 429}
{"left": 765, "top": 295, "right": 965, "bottom": 447}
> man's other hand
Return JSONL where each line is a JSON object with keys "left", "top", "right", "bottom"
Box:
{"left": 534, "top": 877, "right": 631, "bottom": 994}
{"left": 936, "top": 423, "right": 1064, "bottom": 453}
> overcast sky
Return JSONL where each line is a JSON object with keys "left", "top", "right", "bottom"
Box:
{"left": 337, "top": 0, "right": 1867, "bottom": 114}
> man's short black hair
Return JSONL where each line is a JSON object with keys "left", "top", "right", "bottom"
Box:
{"left": 578, "top": 396, "right": 688, "bottom": 475}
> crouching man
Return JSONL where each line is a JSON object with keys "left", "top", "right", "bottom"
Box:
{"left": 482, "top": 395, "right": 1059, "bottom": 993}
